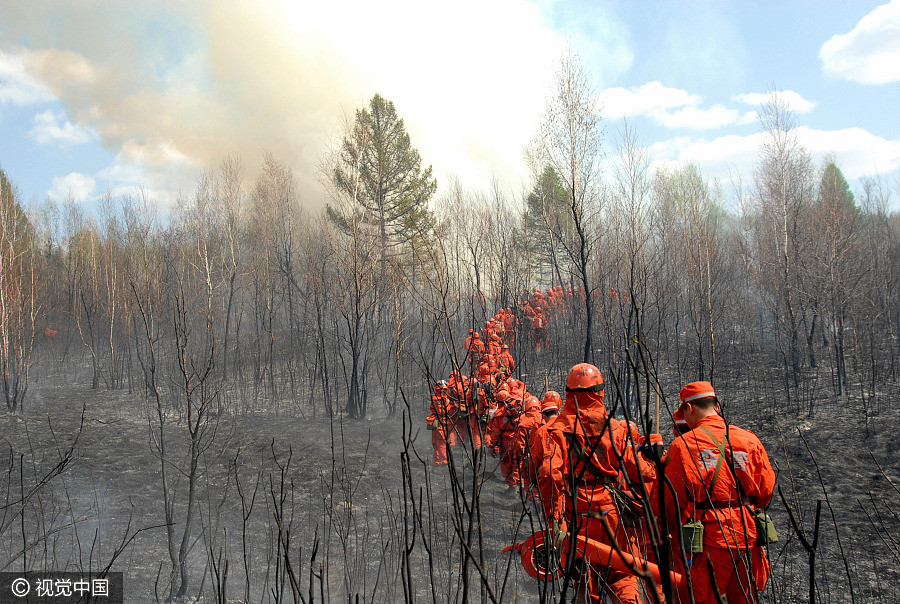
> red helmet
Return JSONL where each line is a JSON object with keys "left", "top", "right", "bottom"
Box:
{"left": 495, "top": 389, "right": 510, "bottom": 403}
{"left": 541, "top": 390, "right": 561, "bottom": 412}
{"left": 434, "top": 380, "right": 449, "bottom": 393}
{"left": 506, "top": 399, "right": 523, "bottom": 416}
{"left": 524, "top": 395, "right": 541, "bottom": 411}
{"left": 566, "top": 363, "right": 604, "bottom": 393}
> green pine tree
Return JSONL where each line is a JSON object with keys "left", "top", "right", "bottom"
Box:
{"left": 331, "top": 94, "right": 437, "bottom": 259}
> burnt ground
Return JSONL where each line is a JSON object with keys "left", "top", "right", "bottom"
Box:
{"left": 3, "top": 357, "right": 900, "bottom": 603}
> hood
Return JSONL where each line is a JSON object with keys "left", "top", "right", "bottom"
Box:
{"left": 551, "top": 390, "right": 607, "bottom": 434}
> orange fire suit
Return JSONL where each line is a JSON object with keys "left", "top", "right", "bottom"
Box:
{"left": 664, "top": 414, "right": 775, "bottom": 604}
{"left": 465, "top": 334, "right": 485, "bottom": 366}
{"left": 475, "top": 361, "right": 492, "bottom": 384}
{"left": 512, "top": 405, "right": 543, "bottom": 493}
{"left": 531, "top": 310, "right": 548, "bottom": 351}
{"left": 449, "top": 372, "right": 483, "bottom": 449}
{"left": 491, "top": 321, "right": 505, "bottom": 343}
{"left": 539, "top": 390, "right": 656, "bottom": 604}
{"left": 504, "top": 377, "right": 527, "bottom": 402}
{"left": 488, "top": 335, "right": 501, "bottom": 357}
{"left": 498, "top": 349, "right": 515, "bottom": 374}
{"left": 427, "top": 393, "right": 456, "bottom": 465}
{"left": 486, "top": 403, "right": 522, "bottom": 486}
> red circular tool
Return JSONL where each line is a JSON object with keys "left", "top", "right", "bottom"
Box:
{"left": 519, "top": 532, "right": 562, "bottom": 581}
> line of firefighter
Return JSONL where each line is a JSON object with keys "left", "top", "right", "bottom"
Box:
{"left": 425, "top": 286, "right": 621, "bottom": 478}
{"left": 425, "top": 290, "right": 563, "bottom": 474}
{"left": 428, "top": 358, "right": 775, "bottom": 602}
{"left": 426, "top": 304, "right": 541, "bottom": 472}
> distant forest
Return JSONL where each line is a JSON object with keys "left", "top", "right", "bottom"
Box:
{"left": 2, "top": 80, "right": 897, "bottom": 421}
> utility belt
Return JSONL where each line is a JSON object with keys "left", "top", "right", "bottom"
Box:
{"left": 694, "top": 496, "right": 750, "bottom": 510}
{"left": 681, "top": 505, "right": 778, "bottom": 553}
{"left": 579, "top": 473, "right": 620, "bottom": 488}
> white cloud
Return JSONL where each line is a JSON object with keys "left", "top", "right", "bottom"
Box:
{"left": 795, "top": 125, "right": 900, "bottom": 178}
{"left": 292, "top": 0, "right": 570, "bottom": 195}
{"left": 599, "top": 82, "right": 700, "bottom": 119}
{"left": 28, "top": 109, "right": 95, "bottom": 148}
{"left": 649, "top": 133, "right": 764, "bottom": 183}
{"left": 47, "top": 172, "right": 96, "bottom": 202}
{"left": 647, "top": 126, "right": 900, "bottom": 188}
{"left": 598, "top": 82, "right": 755, "bottom": 131}
{"left": 0, "top": 49, "right": 53, "bottom": 105}
{"left": 737, "top": 111, "right": 758, "bottom": 126}
{"left": 654, "top": 105, "right": 742, "bottom": 130}
{"left": 732, "top": 90, "right": 816, "bottom": 114}
{"left": 820, "top": 0, "right": 900, "bottom": 84}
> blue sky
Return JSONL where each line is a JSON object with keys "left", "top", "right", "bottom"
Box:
{"left": 1, "top": 0, "right": 898, "bottom": 212}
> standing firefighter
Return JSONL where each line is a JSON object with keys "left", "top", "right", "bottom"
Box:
{"left": 426, "top": 380, "right": 456, "bottom": 465}
{"left": 465, "top": 330, "right": 486, "bottom": 367}
{"left": 664, "top": 381, "right": 776, "bottom": 604}
{"left": 540, "top": 364, "right": 656, "bottom": 604}
{"left": 486, "top": 391, "right": 524, "bottom": 488}
{"left": 448, "top": 370, "right": 482, "bottom": 448}
{"left": 523, "top": 391, "right": 562, "bottom": 495}
{"left": 531, "top": 306, "right": 549, "bottom": 351}
{"left": 512, "top": 395, "right": 543, "bottom": 491}
{"left": 498, "top": 344, "right": 515, "bottom": 374}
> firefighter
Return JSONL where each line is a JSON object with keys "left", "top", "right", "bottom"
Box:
{"left": 488, "top": 332, "right": 502, "bottom": 357}
{"left": 523, "top": 391, "right": 562, "bottom": 496}
{"left": 475, "top": 359, "right": 493, "bottom": 387}
{"left": 465, "top": 331, "right": 486, "bottom": 366}
{"left": 502, "top": 308, "right": 517, "bottom": 347}
{"left": 426, "top": 380, "right": 456, "bottom": 465}
{"left": 498, "top": 344, "right": 515, "bottom": 375}
{"left": 503, "top": 374, "right": 527, "bottom": 402}
{"left": 539, "top": 390, "right": 561, "bottom": 424}
{"left": 539, "top": 363, "right": 656, "bottom": 604}
{"left": 491, "top": 373, "right": 509, "bottom": 403}
{"left": 486, "top": 391, "right": 524, "bottom": 488}
{"left": 448, "top": 370, "right": 482, "bottom": 449}
{"left": 664, "top": 381, "right": 776, "bottom": 604}
{"left": 531, "top": 306, "right": 549, "bottom": 351}
{"left": 492, "top": 316, "right": 506, "bottom": 344}
{"left": 512, "top": 395, "right": 543, "bottom": 492}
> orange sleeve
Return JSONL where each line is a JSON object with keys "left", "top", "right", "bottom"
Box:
{"left": 663, "top": 440, "right": 691, "bottom": 530}
{"left": 540, "top": 431, "right": 569, "bottom": 524}
{"left": 749, "top": 435, "right": 776, "bottom": 508}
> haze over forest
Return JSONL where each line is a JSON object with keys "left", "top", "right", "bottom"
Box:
{"left": 1, "top": 2, "right": 899, "bottom": 602}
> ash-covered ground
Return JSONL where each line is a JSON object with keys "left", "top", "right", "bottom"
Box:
{"left": 3, "top": 358, "right": 900, "bottom": 603}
